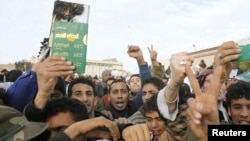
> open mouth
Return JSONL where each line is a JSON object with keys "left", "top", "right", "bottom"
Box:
{"left": 152, "top": 130, "right": 162, "bottom": 136}
{"left": 116, "top": 101, "right": 124, "bottom": 107}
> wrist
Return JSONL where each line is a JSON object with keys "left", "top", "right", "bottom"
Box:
{"left": 164, "top": 80, "right": 179, "bottom": 102}
{"left": 136, "top": 57, "right": 146, "bottom": 65}
{"left": 64, "top": 123, "right": 80, "bottom": 140}
{"left": 34, "top": 91, "right": 50, "bottom": 109}
{"left": 168, "top": 79, "right": 181, "bottom": 89}
{"left": 151, "top": 59, "right": 157, "bottom": 63}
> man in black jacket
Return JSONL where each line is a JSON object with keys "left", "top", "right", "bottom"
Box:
{"left": 98, "top": 79, "right": 137, "bottom": 120}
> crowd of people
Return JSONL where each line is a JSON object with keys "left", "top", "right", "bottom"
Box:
{"left": 0, "top": 41, "right": 250, "bottom": 141}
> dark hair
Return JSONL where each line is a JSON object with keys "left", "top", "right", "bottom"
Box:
{"left": 67, "top": 77, "right": 96, "bottom": 97}
{"left": 226, "top": 80, "right": 250, "bottom": 106}
{"left": 5, "top": 70, "right": 22, "bottom": 82}
{"left": 128, "top": 74, "right": 140, "bottom": 84}
{"left": 142, "top": 77, "right": 165, "bottom": 91}
{"left": 107, "top": 77, "right": 116, "bottom": 82}
{"left": 199, "top": 59, "right": 207, "bottom": 69}
{"left": 0, "top": 88, "right": 5, "bottom": 103}
{"left": 54, "top": 77, "right": 66, "bottom": 95}
{"left": 108, "top": 79, "right": 130, "bottom": 94}
{"left": 44, "top": 97, "right": 89, "bottom": 121}
{"left": 178, "top": 83, "right": 194, "bottom": 105}
{"left": 0, "top": 74, "right": 3, "bottom": 82}
{"left": 142, "top": 94, "right": 164, "bottom": 120}
{"left": 197, "top": 65, "right": 213, "bottom": 87}
{"left": 1, "top": 69, "right": 8, "bottom": 73}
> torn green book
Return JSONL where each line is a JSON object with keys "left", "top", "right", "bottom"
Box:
{"left": 49, "top": 0, "right": 90, "bottom": 73}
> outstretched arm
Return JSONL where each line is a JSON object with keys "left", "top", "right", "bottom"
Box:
{"left": 157, "top": 52, "right": 193, "bottom": 120}
{"left": 128, "top": 45, "right": 151, "bottom": 109}
{"left": 63, "top": 117, "right": 120, "bottom": 141}
{"left": 122, "top": 124, "right": 151, "bottom": 141}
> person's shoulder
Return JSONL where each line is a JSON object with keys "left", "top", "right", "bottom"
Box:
{"left": 96, "top": 106, "right": 109, "bottom": 112}
{"left": 94, "top": 110, "right": 110, "bottom": 119}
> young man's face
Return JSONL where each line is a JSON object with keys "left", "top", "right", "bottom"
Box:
{"left": 129, "top": 76, "right": 141, "bottom": 93}
{"left": 142, "top": 83, "right": 159, "bottom": 104}
{"left": 145, "top": 111, "right": 165, "bottom": 140}
{"left": 202, "top": 73, "right": 226, "bottom": 101}
{"left": 228, "top": 97, "right": 250, "bottom": 124}
{"left": 109, "top": 82, "right": 129, "bottom": 111}
{"left": 47, "top": 112, "right": 86, "bottom": 141}
{"left": 70, "top": 83, "right": 97, "bottom": 118}
{"left": 202, "top": 73, "right": 213, "bottom": 93}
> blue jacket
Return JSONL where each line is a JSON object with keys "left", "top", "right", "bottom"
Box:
{"left": 131, "top": 62, "right": 152, "bottom": 109}
{"left": 5, "top": 69, "right": 38, "bottom": 112}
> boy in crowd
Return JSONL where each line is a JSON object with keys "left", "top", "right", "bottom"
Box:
{"left": 142, "top": 94, "right": 177, "bottom": 141}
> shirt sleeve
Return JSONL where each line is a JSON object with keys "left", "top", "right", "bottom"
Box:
{"left": 23, "top": 101, "right": 45, "bottom": 121}
{"left": 157, "top": 86, "right": 179, "bottom": 121}
{"left": 131, "top": 62, "right": 151, "bottom": 109}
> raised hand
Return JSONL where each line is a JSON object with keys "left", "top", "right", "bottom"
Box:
{"left": 34, "top": 56, "right": 75, "bottom": 109}
{"left": 213, "top": 41, "right": 241, "bottom": 82}
{"left": 168, "top": 52, "right": 194, "bottom": 87}
{"left": 147, "top": 45, "right": 157, "bottom": 62}
{"left": 186, "top": 65, "right": 223, "bottom": 141}
{"left": 64, "top": 117, "right": 120, "bottom": 141}
{"left": 37, "top": 56, "right": 74, "bottom": 94}
{"left": 127, "top": 45, "right": 146, "bottom": 65}
{"left": 158, "top": 52, "right": 194, "bottom": 118}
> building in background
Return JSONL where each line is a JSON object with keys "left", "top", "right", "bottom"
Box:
{"left": 85, "top": 58, "right": 129, "bottom": 78}
{"left": 0, "top": 57, "right": 130, "bottom": 79}
{"left": 2, "top": 37, "right": 249, "bottom": 78}
{"left": 189, "top": 46, "right": 219, "bottom": 68}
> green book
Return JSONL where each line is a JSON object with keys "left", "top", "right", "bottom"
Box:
{"left": 231, "top": 41, "right": 250, "bottom": 74}
{"left": 49, "top": 0, "right": 90, "bottom": 73}
{"left": 237, "top": 44, "right": 250, "bottom": 61}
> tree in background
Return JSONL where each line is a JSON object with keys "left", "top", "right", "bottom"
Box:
{"left": 14, "top": 60, "right": 32, "bottom": 72}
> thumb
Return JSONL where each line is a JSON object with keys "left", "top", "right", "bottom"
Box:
{"left": 196, "top": 102, "right": 217, "bottom": 116}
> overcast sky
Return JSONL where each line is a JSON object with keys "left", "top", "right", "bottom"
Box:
{"left": 0, "top": 0, "right": 250, "bottom": 74}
